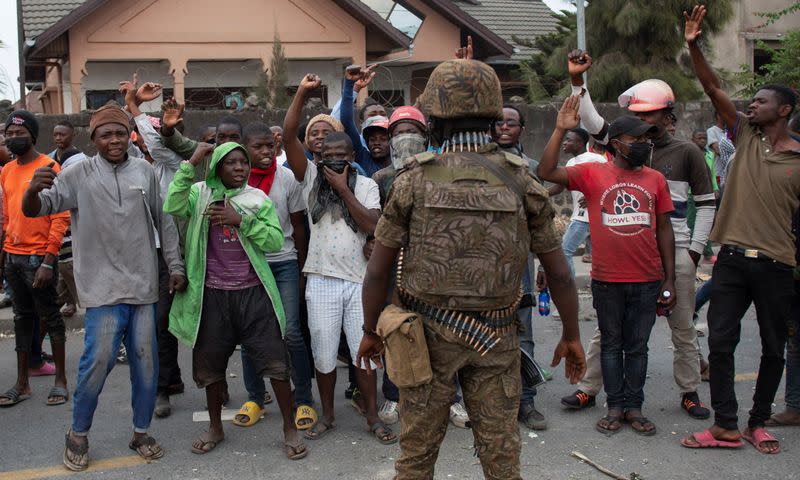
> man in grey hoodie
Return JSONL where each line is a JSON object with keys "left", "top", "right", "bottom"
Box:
{"left": 22, "top": 104, "right": 186, "bottom": 472}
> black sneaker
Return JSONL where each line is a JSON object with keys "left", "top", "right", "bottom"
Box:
{"left": 518, "top": 403, "right": 548, "bottom": 430}
{"left": 561, "top": 390, "right": 596, "bottom": 410}
{"left": 682, "top": 391, "right": 710, "bottom": 419}
{"left": 345, "top": 383, "right": 357, "bottom": 400}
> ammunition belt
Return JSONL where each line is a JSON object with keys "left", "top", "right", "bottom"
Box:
{"left": 396, "top": 249, "right": 520, "bottom": 356}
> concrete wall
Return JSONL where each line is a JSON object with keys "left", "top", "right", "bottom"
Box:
{"left": 4, "top": 100, "right": 731, "bottom": 215}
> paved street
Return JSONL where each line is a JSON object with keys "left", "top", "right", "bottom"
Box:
{"left": 0, "top": 266, "right": 797, "bottom": 479}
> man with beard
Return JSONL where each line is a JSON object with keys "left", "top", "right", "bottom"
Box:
{"left": 283, "top": 74, "right": 395, "bottom": 445}
{"left": 680, "top": 5, "right": 800, "bottom": 454}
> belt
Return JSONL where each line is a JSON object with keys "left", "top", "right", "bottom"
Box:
{"left": 721, "top": 245, "right": 775, "bottom": 261}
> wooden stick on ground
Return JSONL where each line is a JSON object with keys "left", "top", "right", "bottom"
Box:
{"left": 570, "top": 451, "right": 629, "bottom": 480}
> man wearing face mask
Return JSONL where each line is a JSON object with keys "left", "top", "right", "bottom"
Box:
{"left": 0, "top": 110, "right": 70, "bottom": 409}
{"left": 561, "top": 53, "right": 714, "bottom": 421}
{"left": 371, "top": 106, "right": 428, "bottom": 205}
{"left": 539, "top": 100, "right": 677, "bottom": 437}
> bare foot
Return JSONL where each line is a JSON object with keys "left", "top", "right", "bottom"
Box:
{"left": 707, "top": 424, "right": 742, "bottom": 442}
{"left": 742, "top": 426, "right": 781, "bottom": 454}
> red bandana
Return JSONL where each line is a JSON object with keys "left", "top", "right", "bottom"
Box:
{"left": 248, "top": 157, "right": 278, "bottom": 195}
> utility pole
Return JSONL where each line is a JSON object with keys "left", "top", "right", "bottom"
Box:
{"left": 16, "top": 0, "right": 26, "bottom": 109}
{"left": 576, "top": 0, "right": 587, "bottom": 83}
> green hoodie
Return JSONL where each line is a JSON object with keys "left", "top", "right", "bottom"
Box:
{"left": 164, "top": 142, "right": 286, "bottom": 347}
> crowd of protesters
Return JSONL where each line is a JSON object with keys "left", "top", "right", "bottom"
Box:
{"left": 0, "top": 4, "right": 798, "bottom": 475}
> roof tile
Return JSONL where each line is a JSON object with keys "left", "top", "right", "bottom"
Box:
{"left": 21, "top": 0, "right": 87, "bottom": 39}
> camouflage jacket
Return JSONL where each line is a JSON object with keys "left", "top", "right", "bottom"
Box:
{"left": 374, "top": 143, "right": 560, "bottom": 311}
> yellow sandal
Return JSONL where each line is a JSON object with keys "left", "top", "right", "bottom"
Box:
{"left": 295, "top": 404, "right": 318, "bottom": 430}
{"left": 232, "top": 401, "right": 264, "bottom": 427}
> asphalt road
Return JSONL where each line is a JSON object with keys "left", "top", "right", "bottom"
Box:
{"left": 0, "top": 287, "right": 796, "bottom": 480}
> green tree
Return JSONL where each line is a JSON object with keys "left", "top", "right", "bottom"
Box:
{"left": 583, "top": 0, "right": 733, "bottom": 101}
{"left": 513, "top": 10, "right": 576, "bottom": 101}
{"left": 736, "top": 2, "right": 800, "bottom": 96}
{"left": 256, "top": 32, "right": 290, "bottom": 108}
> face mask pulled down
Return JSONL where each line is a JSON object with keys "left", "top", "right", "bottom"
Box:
{"left": 309, "top": 159, "right": 359, "bottom": 232}
{"left": 6, "top": 137, "right": 32, "bottom": 156}
{"left": 390, "top": 133, "right": 427, "bottom": 169}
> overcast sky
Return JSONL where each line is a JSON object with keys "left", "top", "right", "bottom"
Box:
{"left": 0, "top": 0, "right": 576, "bottom": 102}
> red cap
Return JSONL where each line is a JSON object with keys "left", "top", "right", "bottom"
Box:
{"left": 389, "top": 106, "right": 426, "bottom": 134}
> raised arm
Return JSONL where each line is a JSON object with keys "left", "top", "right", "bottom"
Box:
{"left": 567, "top": 50, "right": 609, "bottom": 142}
{"left": 284, "top": 74, "right": 322, "bottom": 181}
{"left": 537, "top": 96, "right": 580, "bottom": 187}
{"left": 684, "top": 5, "right": 737, "bottom": 130}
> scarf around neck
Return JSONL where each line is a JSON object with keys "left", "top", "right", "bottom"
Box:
{"left": 308, "top": 160, "right": 359, "bottom": 232}
{"left": 248, "top": 157, "right": 278, "bottom": 195}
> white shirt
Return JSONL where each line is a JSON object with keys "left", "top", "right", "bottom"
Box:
{"left": 266, "top": 165, "right": 306, "bottom": 263}
{"left": 567, "top": 152, "right": 607, "bottom": 223}
{"left": 301, "top": 160, "right": 381, "bottom": 284}
{"left": 276, "top": 150, "right": 287, "bottom": 167}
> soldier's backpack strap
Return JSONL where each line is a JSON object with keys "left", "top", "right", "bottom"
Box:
{"left": 501, "top": 151, "right": 526, "bottom": 167}
{"left": 461, "top": 151, "right": 527, "bottom": 198}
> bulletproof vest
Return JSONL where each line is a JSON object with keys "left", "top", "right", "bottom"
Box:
{"left": 400, "top": 146, "right": 531, "bottom": 311}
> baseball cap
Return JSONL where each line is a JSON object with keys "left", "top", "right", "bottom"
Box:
{"left": 607, "top": 116, "right": 658, "bottom": 140}
{"left": 362, "top": 115, "right": 389, "bottom": 141}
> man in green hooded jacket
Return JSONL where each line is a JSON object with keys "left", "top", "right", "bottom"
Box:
{"left": 164, "top": 141, "right": 308, "bottom": 460}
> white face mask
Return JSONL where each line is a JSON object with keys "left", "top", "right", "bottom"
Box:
{"left": 390, "top": 133, "right": 427, "bottom": 169}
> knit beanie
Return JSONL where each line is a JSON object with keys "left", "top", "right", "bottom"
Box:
{"left": 4, "top": 110, "right": 39, "bottom": 143}
{"left": 89, "top": 105, "right": 130, "bottom": 138}
{"left": 305, "top": 114, "right": 344, "bottom": 147}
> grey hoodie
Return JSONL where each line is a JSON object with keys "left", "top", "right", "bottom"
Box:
{"left": 35, "top": 154, "right": 184, "bottom": 308}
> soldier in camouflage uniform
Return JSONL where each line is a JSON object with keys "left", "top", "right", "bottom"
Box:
{"left": 357, "top": 59, "right": 587, "bottom": 479}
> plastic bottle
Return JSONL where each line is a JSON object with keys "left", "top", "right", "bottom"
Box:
{"left": 657, "top": 290, "right": 671, "bottom": 317}
{"left": 538, "top": 288, "right": 551, "bottom": 316}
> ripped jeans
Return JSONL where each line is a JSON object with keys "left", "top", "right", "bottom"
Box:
{"left": 72, "top": 303, "right": 158, "bottom": 435}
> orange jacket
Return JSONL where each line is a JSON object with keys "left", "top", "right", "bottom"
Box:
{"left": 1, "top": 154, "right": 70, "bottom": 257}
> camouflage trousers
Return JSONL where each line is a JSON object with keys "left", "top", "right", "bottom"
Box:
{"left": 395, "top": 316, "right": 522, "bottom": 480}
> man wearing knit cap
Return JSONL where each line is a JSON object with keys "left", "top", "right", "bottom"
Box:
{"left": 0, "top": 110, "right": 70, "bottom": 408}
{"left": 22, "top": 104, "right": 186, "bottom": 471}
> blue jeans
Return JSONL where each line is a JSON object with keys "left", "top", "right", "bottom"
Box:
{"left": 561, "top": 220, "right": 590, "bottom": 278}
{"left": 592, "top": 280, "right": 660, "bottom": 410}
{"left": 695, "top": 278, "right": 713, "bottom": 315}
{"left": 72, "top": 303, "right": 158, "bottom": 434}
{"left": 242, "top": 259, "right": 313, "bottom": 407}
{"left": 519, "top": 259, "right": 537, "bottom": 405}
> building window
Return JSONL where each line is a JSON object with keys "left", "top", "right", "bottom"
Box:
{"left": 361, "top": 0, "right": 424, "bottom": 39}
{"left": 287, "top": 85, "right": 329, "bottom": 106}
{"left": 86, "top": 90, "right": 124, "bottom": 110}
{"left": 184, "top": 87, "right": 250, "bottom": 110}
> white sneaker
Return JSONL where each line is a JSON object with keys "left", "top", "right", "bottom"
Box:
{"left": 378, "top": 400, "right": 399, "bottom": 424}
{"left": 449, "top": 402, "right": 470, "bottom": 429}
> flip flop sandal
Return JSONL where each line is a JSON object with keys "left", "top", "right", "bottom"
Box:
{"left": 264, "top": 391, "right": 274, "bottom": 405}
{"left": 0, "top": 387, "right": 31, "bottom": 407}
{"left": 191, "top": 436, "right": 223, "bottom": 455}
{"left": 742, "top": 427, "right": 782, "bottom": 454}
{"left": 303, "top": 420, "right": 336, "bottom": 441}
{"left": 680, "top": 429, "right": 744, "bottom": 449}
{"left": 595, "top": 415, "right": 623, "bottom": 435}
{"left": 63, "top": 430, "right": 89, "bottom": 472}
{"left": 370, "top": 422, "right": 398, "bottom": 445}
{"left": 295, "top": 404, "right": 318, "bottom": 430}
{"left": 47, "top": 386, "right": 69, "bottom": 406}
{"left": 129, "top": 434, "right": 165, "bottom": 460}
{"left": 232, "top": 401, "right": 264, "bottom": 427}
{"left": 29, "top": 361, "right": 56, "bottom": 377}
{"left": 626, "top": 416, "right": 657, "bottom": 436}
{"left": 283, "top": 441, "right": 309, "bottom": 460}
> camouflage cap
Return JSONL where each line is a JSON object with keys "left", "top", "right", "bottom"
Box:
{"left": 416, "top": 60, "right": 503, "bottom": 121}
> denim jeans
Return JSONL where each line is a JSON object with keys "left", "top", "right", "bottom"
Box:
{"left": 519, "top": 261, "right": 537, "bottom": 406}
{"left": 6, "top": 253, "right": 65, "bottom": 352}
{"left": 694, "top": 278, "right": 713, "bottom": 315}
{"left": 72, "top": 303, "right": 158, "bottom": 434}
{"left": 242, "top": 259, "right": 313, "bottom": 407}
{"left": 561, "top": 220, "right": 590, "bottom": 277}
{"left": 707, "top": 249, "right": 793, "bottom": 430}
{"left": 592, "top": 280, "right": 660, "bottom": 410}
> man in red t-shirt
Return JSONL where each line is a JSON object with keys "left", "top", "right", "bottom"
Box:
{"left": 539, "top": 97, "right": 676, "bottom": 436}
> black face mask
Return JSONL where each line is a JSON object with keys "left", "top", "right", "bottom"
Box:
{"left": 6, "top": 137, "right": 32, "bottom": 156}
{"left": 319, "top": 159, "right": 350, "bottom": 173}
{"left": 618, "top": 140, "right": 652, "bottom": 167}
